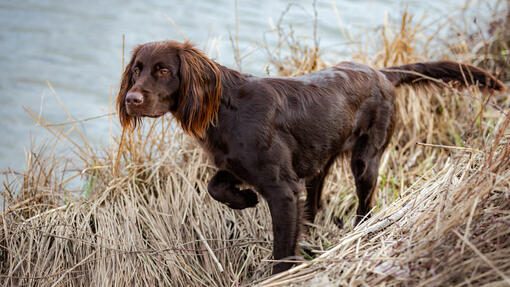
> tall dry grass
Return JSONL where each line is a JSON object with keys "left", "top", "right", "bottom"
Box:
{"left": 1, "top": 2, "right": 509, "bottom": 286}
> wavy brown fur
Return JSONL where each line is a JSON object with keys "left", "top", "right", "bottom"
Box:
{"left": 117, "top": 45, "right": 143, "bottom": 129}
{"left": 381, "top": 60, "right": 506, "bottom": 91}
{"left": 117, "top": 41, "right": 222, "bottom": 137}
{"left": 176, "top": 42, "right": 222, "bottom": 138}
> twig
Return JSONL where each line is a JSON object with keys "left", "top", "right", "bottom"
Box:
{"left": 417, "top": 142, "right": 483, "bottom": 154}
{"left": 363, "top": 201, "right": 413, "bottom": 234}
{"left": 25, "top": 204, "right": 72, "bottom": 223}
{"left": 192, "top": 222, "right": 224, "bottom": 273}
{"left": 40, "top": 113, "right": 115, "bottom": 127}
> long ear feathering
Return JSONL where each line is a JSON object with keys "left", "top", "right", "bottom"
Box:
{"left": 176, "top": 41, "right": 222, "bottom": 138}
{"left": 117, "top": 45, "right": 142, "bottom": 130}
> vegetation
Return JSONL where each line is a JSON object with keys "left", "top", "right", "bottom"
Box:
{"left": 1, "top": 1, "right": 509, "bottom": 286}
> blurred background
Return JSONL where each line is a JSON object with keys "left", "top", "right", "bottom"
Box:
{"left": 0, "top": 0, "right": 501, "bottom": 171}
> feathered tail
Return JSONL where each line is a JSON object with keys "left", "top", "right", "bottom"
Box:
{"left": 380, "top": 61, "right": 506, "bottom": 92}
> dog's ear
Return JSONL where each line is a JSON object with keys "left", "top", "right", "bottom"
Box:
{"left": 117, "top": 45, "right": 142, "bottom": 130}
{"left": 176, "top": 41, "right": 222, "bottom": 138}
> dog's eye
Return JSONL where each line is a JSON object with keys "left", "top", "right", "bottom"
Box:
{"left": 160, "top": 68, "right": 169, "bottom": 76}
{"left": 133, "top": 67, "right": 141, "bottom": 76}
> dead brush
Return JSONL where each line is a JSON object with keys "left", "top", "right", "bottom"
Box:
{"left": 1, "top": 3, "right": 509, "bottom": 287}
{"left": 452, "top": 0, "right": 510, "bottom": 82}
{"left": 262, "top": 2, "right": 327, "bottom": 77}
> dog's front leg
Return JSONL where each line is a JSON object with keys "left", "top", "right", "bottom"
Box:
{"left": 262, "top": 181, "right": 302, "bottom": 274}
{"left": 207, "top": 170, "right": 259, "bottom": 209}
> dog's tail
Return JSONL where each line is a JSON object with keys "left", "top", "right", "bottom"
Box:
{"left": 380, "top": 61, "right": 506, "bottom": 92}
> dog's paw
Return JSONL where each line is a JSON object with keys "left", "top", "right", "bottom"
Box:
{"left": 226, "top": 188, "right": 259, "bottom": 209}
{"left": 272, "top": 261, "right": 295, "bottom": 275}
{"left": 241, "top": 188, "right": 259, "bottom": 207}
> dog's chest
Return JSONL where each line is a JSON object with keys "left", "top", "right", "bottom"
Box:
{"left": 200, "top": 130, "right": 257, "bottom": 183}
{"left": 199, "top": 136, "right": 229, "bottom": 168}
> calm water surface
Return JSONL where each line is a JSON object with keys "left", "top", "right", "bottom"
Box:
{"left": 0, "top": 0, "right": 499, "bottom": 171}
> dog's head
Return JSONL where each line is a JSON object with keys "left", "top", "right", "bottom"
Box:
{"left": 117, "top": 41, "right": 222, "bottom": 137}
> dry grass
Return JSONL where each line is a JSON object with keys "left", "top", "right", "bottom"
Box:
{"left": 1, "top": 2, "right": 509, "bottom": 286}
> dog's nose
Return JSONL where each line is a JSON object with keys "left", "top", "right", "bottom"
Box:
{"left": 125, "top": 92, "right": 143, "bottom": 105}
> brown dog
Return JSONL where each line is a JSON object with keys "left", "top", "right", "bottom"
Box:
{"left": 117, "top": 41, "right": 504, "bottom": 274}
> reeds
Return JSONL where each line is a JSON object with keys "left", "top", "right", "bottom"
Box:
{"left": 1, "top": 2, "right": 509, "bottom": 286}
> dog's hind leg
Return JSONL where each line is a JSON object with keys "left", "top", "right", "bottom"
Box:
{"left": 349, "top": 87, "right": 395, "bottom": 225}
{"left": 350, "top": 143, "right": 382, "bottom": 225}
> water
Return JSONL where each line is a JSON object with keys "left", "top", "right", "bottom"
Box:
{"left": 0, "top": 0, "right": 500, "bottom": 171}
